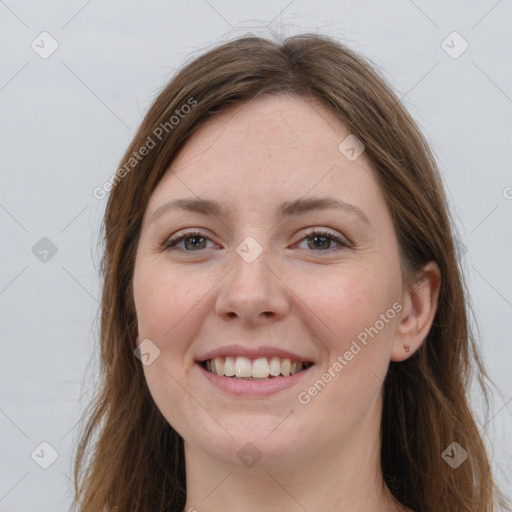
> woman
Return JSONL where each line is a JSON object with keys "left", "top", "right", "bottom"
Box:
{"left": 72, "top": 33, "right": 511, "bottom": 512}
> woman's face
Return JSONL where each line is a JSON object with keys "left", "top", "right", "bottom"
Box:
{"left": 133, "top": 95, "right": 409, "bottom": 470}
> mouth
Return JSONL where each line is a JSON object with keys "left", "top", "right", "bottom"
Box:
{"left": 199, "top": 356, "right": 314, "bottom": 380}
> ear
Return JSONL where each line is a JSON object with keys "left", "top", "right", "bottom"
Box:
{"left": 391, "top": 261, "right": 441, "bottom": 362}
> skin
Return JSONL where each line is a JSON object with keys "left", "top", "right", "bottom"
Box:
{"left": 133, "top": 95, "right": 441, "bottom": 512}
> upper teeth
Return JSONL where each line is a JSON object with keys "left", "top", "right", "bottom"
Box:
{"left": 205, "top": 356, "right": 307, "bottom": 378}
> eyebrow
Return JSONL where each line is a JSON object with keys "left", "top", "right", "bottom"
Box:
{"left": 149, "top": 197, "right": 370, "bottom": 226}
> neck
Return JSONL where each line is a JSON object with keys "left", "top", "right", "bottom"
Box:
{"left": 181, "top": 395, "right": 408, "bottom": 512}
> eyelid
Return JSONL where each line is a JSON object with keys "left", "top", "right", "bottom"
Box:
{"left": 298, "top": 227, "right": 352, "bottom": 249}
{"left": 162, "top": 226, "right": 352, "bottom": 253}
{"left": 161, "top": 228, "right": 218, "bottom": 250}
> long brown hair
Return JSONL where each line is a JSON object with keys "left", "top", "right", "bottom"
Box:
{"left": 71, "top": 33, "right": 511, "bottom": 512}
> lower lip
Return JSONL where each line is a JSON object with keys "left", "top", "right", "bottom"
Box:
{"left": 196, "top": 363, "right": 314, "bottom": 396}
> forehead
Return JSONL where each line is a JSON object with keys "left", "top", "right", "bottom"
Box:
{"left": 147, "top": 95, "right": 382, "bottom": 216}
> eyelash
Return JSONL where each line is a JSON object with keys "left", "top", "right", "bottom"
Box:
{"left": 162, "top": 228, "right": 350, "bottom": 254}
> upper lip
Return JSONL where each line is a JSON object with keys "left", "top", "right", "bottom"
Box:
{"left": 196, "top": 345, "right": 314, "bottom": 363}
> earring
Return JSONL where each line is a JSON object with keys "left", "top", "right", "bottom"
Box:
{"left": 403, "top": 344, "right": 410, "bottom": 352}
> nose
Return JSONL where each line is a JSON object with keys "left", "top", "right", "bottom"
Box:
{"left": 214, "top": 248, "right": 290, "bottom": 326}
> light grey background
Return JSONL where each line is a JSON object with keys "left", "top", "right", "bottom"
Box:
{"left": 1, "top": 1, "right": 511, "bottom": 511}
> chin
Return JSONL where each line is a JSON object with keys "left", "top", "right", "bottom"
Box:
{"left": 184, "top": 422, "right": 309, "bottom": 471}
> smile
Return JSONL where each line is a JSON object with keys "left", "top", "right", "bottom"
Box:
{"left": 196, "top": 353, "right": 316, "bottom": 396}
{"left": 201, "top": 356, "right": 313, "bottom": 379}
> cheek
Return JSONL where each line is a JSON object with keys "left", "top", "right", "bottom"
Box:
{"left": 133, "top": 260, "right": 205, "bottom": 431}
{"left": 133, "top": 258, "right": 200, "bottom": 341}
{"left": 295, "top": 266, "right": 401, "bottom": 419}
{"left": 293, "top": 263, "right": 399, "bottom": 352}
